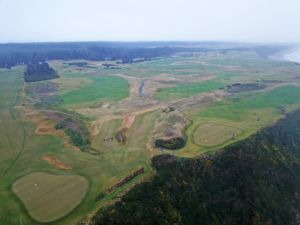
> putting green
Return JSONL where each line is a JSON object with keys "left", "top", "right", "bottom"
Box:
{"left": 12, "top": 172, "right": 88, "bottom": 222}
{"left": 193, "top": 122, "right": 242, "bottom": 147}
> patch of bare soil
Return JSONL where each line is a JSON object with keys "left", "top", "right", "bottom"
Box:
{"left": 35, "top": 123, "right": 57, "bottom": 135}
{"left": 120, "top": 105, "right": 164, "bottom": 130}
{"left": 24, "top": 112, "right": 60, "bottom": 136}
{"left": 90, "top": 105, "right": 163, "bottom": 137}
{"left": 122, "top": 114, "right": 135, "bottom": 129}
{"left": 42, "top": 155, "right": 71, "bottom": 170}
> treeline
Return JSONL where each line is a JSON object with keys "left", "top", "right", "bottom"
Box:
{"left": 95, "top": 167, "right": 145, "bottom": 202}
{"left": 24, "top": 61, "right": 58, "bottom": 82}
{"left": 0, "top": 42, "right": 181, "bottom": 68}
{"left": 0, "top": 42, "right": 292, "bottom": 68}
{"left": 92, "top": 109, "right": 300, "bottom": 225}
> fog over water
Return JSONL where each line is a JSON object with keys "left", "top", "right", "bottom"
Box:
{"left": 0, "top": 0, "right": 300, "bottom": 43}
{"left": 284, "top": 48, "right": 300, "bottom": 63}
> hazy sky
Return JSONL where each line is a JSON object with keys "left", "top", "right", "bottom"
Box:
{"left": 0, "top": 0, "right": 299, "bottom": 43}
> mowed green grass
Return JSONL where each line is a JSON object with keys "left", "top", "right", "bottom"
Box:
{"left": 92, "top": 111, "right": 159, "bottom": 161}
{"left": 0, "top": 67, "right": 26, "bottom": 176}
{"left": 127, "top": 111, "right": 159, "bottom": 147}
{"left": 92, "top": 118, "right": 123, "bottom": 152}
{"left": 12, "top": 172, "right": 88, "bottom": 223}
{"left": 155, "top": 79, "right": 224, "bottom": 100}
{"left": 59, "top": 75, "right": 129, "bottom": 107}
{"left": 193, "top": 123, "right": 242, "bottom": 147}
{"left": 89, "top": 111, "right": 159, "bottom": 187}
{"left": 0, "top": 67, "right": 52, "bottom": 225}
{"left": 92, "top": 111, "right": 159, "bottom": 153}
{"left": 199, "top": 85, "right": 300, "bottom": 121}
{"left": 180, "top": 85, "right": 300, "bottom": 157}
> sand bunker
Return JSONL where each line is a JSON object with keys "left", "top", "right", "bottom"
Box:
{"left": 42, "top": 155, "right": 71, "bottom": 170}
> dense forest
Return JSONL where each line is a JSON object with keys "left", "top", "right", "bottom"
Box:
{"left": 24, "top": 61, "right": 58, "bottom": 82}
{"left": 92, "top": 109, "right": 300, "bottom": 225}
{"left": 0, "top": 42, "right": 180, "bottom": 68}
{"left": 0, "top": 42, "right": 290, "bottom": 68}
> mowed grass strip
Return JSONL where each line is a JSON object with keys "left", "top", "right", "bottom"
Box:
{"left": 92, "top": 118, "right": 123, "bottom": 151}
{"left": 193, "top": 123, "right": 242, "bottom": 147}
{"left": 127, "top": 110, "right": 159, "bottom": 147}
{"left": 59, "top": 75, "right": 129, "bottom": 107}
{"left": 0, "top": 68, "right": 26, "bottom": 173}
{"left": 155, "top": 79, "right": 224, "bottom": 101}
{"left": 12, "top": 172, "right": 88, "bottom": 223}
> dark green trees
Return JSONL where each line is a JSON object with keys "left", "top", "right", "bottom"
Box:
{"left": 24, "top": 61, "right": 58, "bottom": 82}
{"left": 92, "top": 109, "right": 300, "bottom": 225}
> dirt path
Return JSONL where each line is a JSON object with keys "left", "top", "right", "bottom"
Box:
{"left": 138, "top": 79, "right": 146, "bottom": 97}
{"left": 91, "top": 115, "right": 122, "bottom": 136}
{"left": 116, "top": 74, "right": 141, "bottom": 98}
{"left": 120, "top": 105, "right": 164, "bottom": 129}
{"left": 91, "top": 104, "right": 164, "bottom": 137}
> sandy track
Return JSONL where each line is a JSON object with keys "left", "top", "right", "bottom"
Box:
{"left": 116, "top": 74, "right": 141, "bottom": 98}
{"left": 121, "top": 105, "right": 163, "bottom": 129}
{"left": 42, "top": 155, "right": 71, "bottom": 170}
{"left": 91, "top": 104, "right": 164, "bottom": 136}
{"left": 91, "top": 115, "right": 122, "bottom": 136}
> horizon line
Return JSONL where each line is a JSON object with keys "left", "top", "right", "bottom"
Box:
{"left": 0, "top": 39, "right": 298, "bottom": 45}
